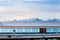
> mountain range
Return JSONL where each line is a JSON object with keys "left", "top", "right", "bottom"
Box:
{"left": 0, "top": 18, "right": 60, "bottom": 26}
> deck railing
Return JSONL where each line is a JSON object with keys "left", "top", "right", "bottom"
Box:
{"left": 0, "top": 32, "right": 59, "bottom": 38}
{"left": 0, "top": 32, "right": 59, "bottom": 36}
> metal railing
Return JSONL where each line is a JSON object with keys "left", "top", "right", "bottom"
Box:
{"left": 0, "top": 32, "right": 59, "bottom": 38}
{"left": 0, "top": 32, "right": 59, "bottom": 36}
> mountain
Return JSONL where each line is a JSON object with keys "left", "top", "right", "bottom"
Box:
{"left": 0, "top": 22, "right": 4, "bottom": 26}
{"left": 46, "top": 18, "right": 60, "bottom": 22}
{"left": 1, "top": 18, "right": 60, "bottom": 26}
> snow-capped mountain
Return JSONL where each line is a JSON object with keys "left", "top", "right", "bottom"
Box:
{"left": 0, "top": 18, "right": 59, "bottom": 26}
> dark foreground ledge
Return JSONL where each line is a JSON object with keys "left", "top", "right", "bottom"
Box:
{"left": 0, "top": 32, "right": 59, "bottom": 38}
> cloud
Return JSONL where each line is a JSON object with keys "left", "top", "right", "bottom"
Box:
{"left": 0, "top": 0, "right": 59, "bottom": 21}
{"left": 25, "top": 0, "right": 60, "bottom": 1}
{"left": 24, "top": 0, "right": 42, "bottom": 1}
{"left": 0, "top": 0, "right": 11, "bottom": 2}
{"left": 0, "top": 0, "right": 6, "bottom": 1}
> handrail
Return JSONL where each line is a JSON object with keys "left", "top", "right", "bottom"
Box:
{"left": 0, "top": 26, "right": 60, "bottom": 28}
{"left": 0, "top": 32, "right": 59, "bottom": 34}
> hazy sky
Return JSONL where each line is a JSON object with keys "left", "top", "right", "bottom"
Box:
{"left": 0, "top": 0, "right": 59, "bottom": 21}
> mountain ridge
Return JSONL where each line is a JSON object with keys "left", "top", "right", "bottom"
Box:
{"left": 0, "top": 18, "right": 60, "bottom": 26}
{"left": 2, "top": 18, "right": 60, "bottom": 22}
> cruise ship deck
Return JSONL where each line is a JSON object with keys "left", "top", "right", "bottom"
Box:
{"left": 0, "top": 26, "right": 59, "bottom": 40}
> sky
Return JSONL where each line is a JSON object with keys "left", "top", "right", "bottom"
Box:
{"left": 0, "top": 0, "right": 59, "bottom": 21}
